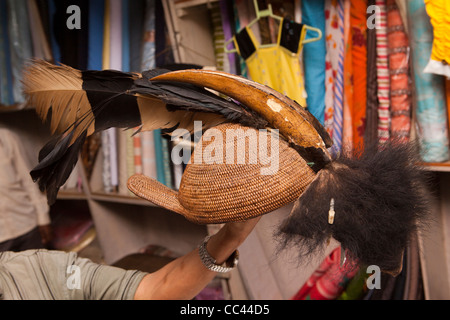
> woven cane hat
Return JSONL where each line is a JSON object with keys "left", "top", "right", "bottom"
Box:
{"left": 127, "top": 123, "right": 317, "bottom": 224}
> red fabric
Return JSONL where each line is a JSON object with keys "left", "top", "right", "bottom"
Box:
{"left": 292, "top": 247, "right": 359, "bottom": 300}
{"left": 350, "top": 0, "right": 368, "bottom": 152}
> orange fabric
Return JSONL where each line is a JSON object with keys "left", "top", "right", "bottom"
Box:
{"left": 350, "top": 0, "right": 367, "bottom": 152}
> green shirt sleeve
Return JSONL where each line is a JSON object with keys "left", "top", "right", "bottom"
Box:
{"left": 0, "top": 249, "right": 148, "bottom": 300}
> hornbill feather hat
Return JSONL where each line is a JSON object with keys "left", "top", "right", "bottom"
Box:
{"left": 22, "top": 60, "right": 431, "bottom": 274}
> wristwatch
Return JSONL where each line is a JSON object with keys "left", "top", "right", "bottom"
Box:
{"left": 198, "top": 235, "right": 239, "bottom": 273}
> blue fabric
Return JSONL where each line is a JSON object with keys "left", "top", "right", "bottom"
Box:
{"left": 7, "top": 0, "right": 33, "bottom": 103}
{"left": 128, "top": 0, "right": 146, "bottom": 72}
{"left": 0, "top": 0, "right": 13, "bottom": 105}
{"left": 48, "top": 0, "right": 61, "bottom": 64}
{"left": 141, "top": 0, "right": 155, "bottom": 71}
{"left": 88, "top": 0, "right": 104, "bottom": 70}
{"left": 121, "top": 0, "right": 130, "bottom": 72}
{"left": 407, "top": 0, "right": 449, "bottom": 162}
{"left": 301, "top": 0, "right": 326, "bottom": 125}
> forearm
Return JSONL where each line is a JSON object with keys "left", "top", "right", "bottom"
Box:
{"left": 134, "top": 218, "right": 259, "bottom": 300}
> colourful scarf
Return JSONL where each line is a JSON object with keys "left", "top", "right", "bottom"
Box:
{"left": 292, "top": 247, "right": 359, "bottom": 300}
{"left": 375, "top": 0, "right": 391, "bottom": 144}
{"left": 387, "top": 0, "right": 411, "bottom": 142}
{"left": 324, "top": 0, "right": 345, "bottom": 153}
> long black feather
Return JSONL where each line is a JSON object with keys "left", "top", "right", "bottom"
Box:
{"left": 132, "top": 69, "right": 268, "bottom": 129}
{"left": 31, "top": 130, "right": 87, "bottom": 204}
{"left": 28, "top": 69, "right": 142, "bottom": 205}
{"left": 81, "top": 70, "right": 142, "bottom": 131}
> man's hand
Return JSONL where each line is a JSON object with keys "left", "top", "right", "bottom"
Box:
{"left": 222, "top": 216, "right": 262, "bottom": 243}
{"left": 206, "top": 216, "right": 261, "bottom": 265}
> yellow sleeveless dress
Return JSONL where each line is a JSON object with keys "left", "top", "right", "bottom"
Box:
{"left": 233, "top": 19, "right": 308, "bottom": 107}
{"left": 423, "top": 0, "right": 450, "bottom": 77}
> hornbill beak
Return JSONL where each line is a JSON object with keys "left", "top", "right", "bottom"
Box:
{"left": 151, "top": 69, "right": 333, "bottom": 171}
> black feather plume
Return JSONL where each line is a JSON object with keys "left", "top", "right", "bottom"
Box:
{"left": 81, "top": 69, "right": 142, "bottom": 131}
{"left": 22, "top": 60, "right": 269, "bottom": 204}
{"left": 31, "top": 130, "right": 87, "bottom": 204}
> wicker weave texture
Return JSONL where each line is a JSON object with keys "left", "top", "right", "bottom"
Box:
{"left": 179, "top": 123, "right": 316, "bottom": 223}
{"left": 128, "top": 123, "right": 316, "bottom": 224}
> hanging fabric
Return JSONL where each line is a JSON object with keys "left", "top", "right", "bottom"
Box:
{"left": 227, "top": 0, "right": 321, "bottom": 106}
{"left": 141, "top": 0, "right": 156, "bottom": 71}
{"left": 333, "top": 0, "right": 345, "bottom": 153}
{"left": 337, "top": 268, "right": 369, "bottom": 300}
{"left": 155, "top": 0, "right": 174, "bottom": 68}
{"left": 324, "top": 0, "right": 345, "bottom": 153}
{"left": 350, "top": 0, "right": 368, "bottom": 152}
{"left": 292, "top": 247, "right": 359, "bottom": 300}
{"left": 0, "top": 0, "right": 13, "bottom": 106}
{"left": 88, "top": 0, "right": 105, "bottom": 71}
{"left": 447, "top": 80, "right": 450, "bottom": 139}
{"left": 220, "top": 0, "right": 237, "bottom": 75}
{"left": 6, "top": 0, "right": 33, "bottom": 104}
{"left": 101, "top": 0, "right": 112, "bottom": 192}
{"left": 233, "top": 18, "right": 308, "bottom": 106}
{"left": 324, "top": 0, "right": 338, "bottom": 140}
{"left": 301, "top": 0, "right": 327, "bottom": 124}
{"left": 53, "top": 0, "right": 89, "bottom": 70}
{"left": 342, "top": 0, "right": 353, "bottom": 152}
{"left": 423, "top": 0, "right": 450, "bottom": 78}
{"left": 376, "top": 0, "right": 391, "bottom": 145}
{"left": 407, "top": 0, "right": 449, "bottom": 162}
{"left": 27, "top": 0, "right": 53, "bottom": 62}
{"left": 129, "top": 0, "right": 146, "bottom": 72}
{"left": 210, "top": 1, "right": 229, "bottom": 72}
{"left": 232, "top": 0, "right": 255, "bottom": 78}
{"left": 109, "top": 0, "right": 123, "bottom": 71}
{"left": 365, "top": 0, "right": 379, "bottom": 148}
{"left": 387, "top": 0, "right": 411, "bottom": 142}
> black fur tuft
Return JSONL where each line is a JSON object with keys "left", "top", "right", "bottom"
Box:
{"left": 276, "top": 139, "right": 432, "bottom": 273}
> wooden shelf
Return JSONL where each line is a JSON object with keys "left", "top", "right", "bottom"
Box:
{"left": 174, "top": 0, "right": 218, "bottom": 9}
{"left": 162, "top": 0, "right": 216, "bottom": 65}
{"left": 57, "top": 190, "right": 88, "bottom": 201}
{"left": 0, "top": 103, "right": 30, "bottom": 113}
{"left": 421, "top": 162, "right": 450, "bottom": 172}
{"left": 90, "top": 191, "right": 157, "bottom": 207}
{"left": 173, "top": 0, "right": 219, "bottom": 17}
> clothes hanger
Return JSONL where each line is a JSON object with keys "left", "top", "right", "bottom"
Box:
{"left": 302, "top": 26, "right": 323, "bottom": 44}
{"left": 224, "top": 0, "right": 322, "bottom": 54}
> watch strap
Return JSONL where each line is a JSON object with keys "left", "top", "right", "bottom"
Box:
{"left": 198, "top": 236, "right": 239, "bottom": 273}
